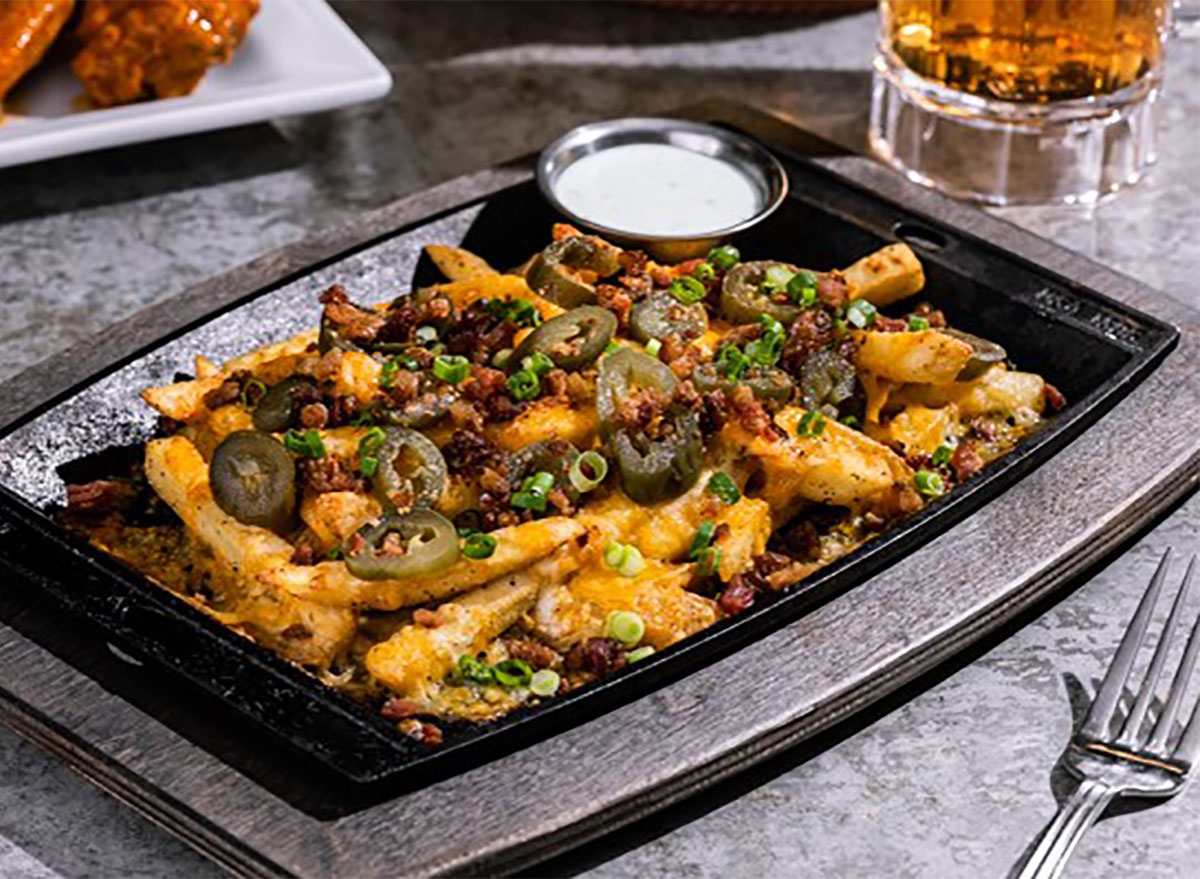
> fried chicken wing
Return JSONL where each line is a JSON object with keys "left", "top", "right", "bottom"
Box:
{"left": 72, "top": 0, "right": 259, "bottom": 107}
{"left": 0, "top": 1, "right": 74, "bottom": 105}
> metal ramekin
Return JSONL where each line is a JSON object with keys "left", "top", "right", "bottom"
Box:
{"left": 536, "top": 117, "right": 788, "bottom": 263}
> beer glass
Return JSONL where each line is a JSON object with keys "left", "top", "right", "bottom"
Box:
{"left": 869, "top": 0, "right": 1176, "bottom": 205}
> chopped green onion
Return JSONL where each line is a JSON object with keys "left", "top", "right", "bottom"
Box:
{"left": 604, "top": 542, "right": 645, "bottom": 578}
{"left": 606, "top": 610, "right": 646, "bottom": 647}
{"left": 380, "top": 358, "right": 402, "bottom": 389}
{"left": 569, "top": 451, "right": 608, "bottom": 493}
{"left": 521, "top": 351, "right": 555, "bottom": 377}
{"left": 668, "top": 276, "right": 706, "bottom": 305}
{"left": 645, "top": 338, "right": 662, "bottom": 358}
{"left": 240, "top": 379, "right": 266, "bottom": 408}
{"left": 908, "top": 315, "right": 930, "bottom": 331}
{"left": 693, "top": 262, "right": 716, "bottom": 283}
{"left": 529, "top": 668, "right": 561, "bottom": 697}
{"left": 507, "top": 369, "right": 540, "bottom": 401}
{"left": 696, "top": 546, "right": 722, "bottom": 577}
{"left": 841, "top": 415, "right": 860, "bottom": 428}
{"left": 627, "top": 646, "right": 656, "bottom": 663}
{"left": 492, "top": 348, "right": 514, "bottom": 369}
{"left": 745, "top": 315, "right": 785, "bottom": 367}
{"left": 283, "top": 428, "right": 326, "bottom": 458}
{"left": 787, "top": 271, "right": 818, "bottom": 307}
{"left": 350, "top": 407, "right": 379, "bottom": 427}
{"left": 326, "top": 546, "right": 342, "bottom": 561}
{"left": 761, "top": 264, "right": 796, "bottom": 294}
{"left": 707, "top": 471, "right": 740, "bottom": 505}
{"left": 493, "top": 658, "right": 533, "bottom": 688}
{"left": 604, "top": 341, "right": 621, "bottom": 356}
{"left": 914, "top": 469, "right": 945, "bottom": 497}
{"left": 716, "top": 344, "right": 750, "bottom": 380}
{"left": 359, "top": 425, "right": 386, "bottom": 455}
{"left": 462, "top": 532, "right": 497, "bottom": 559}
{"left": 833, "top": 317, "right": 848, "bottom": 339}
{"left": 707, "top": 245, "right": 741, "bottom": 270}
{"left": 433, "top": 354, "right": 470, "bottom": 383}
{"left": 486, "top": 298, "right": 541, "bottom": 328}
{"left": 458, "top": 654, "right": 495, "bottom": 686}
{"left": 797, "top": 411, "right": 827, "bottom": 437}
{"left": 360, "top": 456, "right": 379, "bottom": 477}
{"left": 512, "top": 471, "right": 555, "bottom": 512}
{"left": 414, "top": 325, "right": 439, "bottom": 345}
{"left": 931, "top": 443, "right": 955, "bottom": 467}
{"left": 689, "top": 521, "right": 717, "bottom": 559}
{"left": 845, "top": 299, "right": 878, "bottom": 329}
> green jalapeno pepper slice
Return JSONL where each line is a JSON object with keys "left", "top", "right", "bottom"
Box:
{"left": 510, "top": 305, "right": 617, "bottom": 372}
{"left": 941, "top": 328, "right": 1007, "bottom": 381}
{"left": 610, "top": 412, "right": 703, "bottom": 505}
{"left": 252, "top": 375, "right": 316, "bottom": 433}
{"left": 344, "top": 509, "right": 459, "bottom": 581}
{"left": 720, "top": 260, "right": 806, "bottom": 325}
{"left": 596, "top": 347, "right": 678, "bottom": 430}
{"left": 797, "top": 349, "right": 858, "bottom": 415}
{"left": 629, "top": 291, "right": 708, "bottom": 345}
{"left": 209, "top": 431, "right": 298, "bottom": 535}
{"left": 507, "top": 440, "right": 581, "bottom": 509}
{"left": 524, "top": 237, "right": 623, "bottom": 308}
{"left": 691, "top": 362, "right": 794, "bottom": 405}
{"left": 372, "top": 427, "right": 447, "bottom": 510}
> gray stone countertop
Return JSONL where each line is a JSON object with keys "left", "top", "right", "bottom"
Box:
{"left": 1, "top": 3, "right": 1197, "bottom": 878}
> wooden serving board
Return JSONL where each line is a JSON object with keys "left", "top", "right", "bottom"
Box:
{"left": 0, "top": 101, "right": 1197, "bottom": 877}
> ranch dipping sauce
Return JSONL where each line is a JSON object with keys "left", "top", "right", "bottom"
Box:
{"left": 552, "top": 143, "right": 764, "bottom": 237}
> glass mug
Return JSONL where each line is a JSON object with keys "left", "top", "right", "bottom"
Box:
{"left": 869, "top": 0, "right": 1184, "bottom": 205}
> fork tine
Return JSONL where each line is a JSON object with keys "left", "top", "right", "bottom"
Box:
{"left": 1079, "top": 548, "right": 1173, "bottom": 741}
{"left": 1117, "top": 555, "right": 1197, "bottom": 747}
{"left": 1175, "top": 671, "right": 1200, "bottom": 765}
{"left": 1147, "top": 557, "right": 1200, "bottom": 754}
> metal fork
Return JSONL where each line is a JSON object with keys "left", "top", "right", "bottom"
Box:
{"left": 1017, "top": 548, "right": 1200, "bottom": 879}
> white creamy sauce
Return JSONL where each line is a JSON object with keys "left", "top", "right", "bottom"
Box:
{"left": 553, "top": 143, "right": 762, "bottom": 236}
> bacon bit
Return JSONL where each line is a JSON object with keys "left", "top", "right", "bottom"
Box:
{"left": 766, "top": 562, "right": 817, "bottom": 590}
{"left": 718, "top": 576, "right": 758, "bottom": 615}
{"left": 873, "top": 314, "right": 909, "bottom": 333}
{"left": 898, "top": 485, "right": 924, "bottom": 514}
{"left": 345, "top": 532, "right": 367, "bottom": 556}
{"left": 547, "top": 488, "right": 574, "bottom": 516}
{"left": 782, "top": 308, "right": 835, "bottom": 368}
{"left": 298, "top": 458, "right": 367, "bottom": 494}
{"left": 328, "top": 394, "right": 360, "bottom": 427}
{"left": 384, "top": 370, "right": 420, "bottom": 408}
{"left": 912, "top": 302, "right": 947, "bottom": 328}
{"left": 299, "top": 402, "right": 329, "bottom": 429}
{"left": 667, "top": 344, "right": 704, "bottom": 380}
{"left": 816, "top": 272, "right": 849, "bottom": 309}
{"left": 504, "top": 638, "right": 558, "bottom": 670}
{"left": 397, "top": 718, "right": 444, "bottom": 746}
{"left": 566, "top": 637, "right": 627, "bottom": 676}
{"left": 595, "top": 284, "right": 633, "bottom": 328}
{"left": 313, "top": 348, "right": 344, "bottom": 384}
{"left": 673, "top": 258, "right": 705, "bottom": 277}
{"left": 380, "top": 532, "right": 408, "bottom": 557}
{"left": 202, "top": 378, "right": 242, "bottom": 410}
{"left": 289, "top": 540, "right": 318, "bottom": 566}
{"left": 951, "top": 443, "right": 985, "bottom": 481}
{"left": 381, "top": 697, "right": 419, "bottom": 720}
{"left": 729, "top": 385, "right": 771, "bottom": 436}
{"left": 618, "top": 249, "right": 649, "bottom": 276}
{"left": 479, "top": 466, "right": 508, "bottom": 494}
{"left": 542, "top": 368, "right": 569, "bottom": 400}
{"left": 565, "top": 372, "right": 592, "bottom": 404}
{"left": 1044, "top": 382, "right": 1066, "bottom": 412}
{"left": 321, "top": 285, "right": 385, "bottom": 342}
{"left": 649, "top": 265, "right": 674, "bottom": 288}
{"left": 553, "top": 223, "right": 583, "bottom": 241}
{"left": 154, "top": 415, "right": 185, "bottom": 437}
{"left": 449, "top": 399, "right": 484, "bottom": 433}
{"left": 413, "top": 608, "right": 442, "bottom": 628}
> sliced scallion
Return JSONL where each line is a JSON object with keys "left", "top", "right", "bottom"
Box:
{"left": 529, "top": 668, "right": 561, "bottom": 697}
{"left": 605, "top": 610, "right": 645, "bottom": 647}
{"left": 914, "top": 469, "right": 945, "bottom": 497}
{"left": 569, "top": 450, "right": 608, "bottom": 493}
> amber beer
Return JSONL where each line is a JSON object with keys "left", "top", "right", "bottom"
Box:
{"left": 880, "top": 0, "right": 1169, "bottom": 103}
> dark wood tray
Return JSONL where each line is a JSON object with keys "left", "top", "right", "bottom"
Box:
{"left": 0, "top": 100, "right": 1197, "bottom": 877}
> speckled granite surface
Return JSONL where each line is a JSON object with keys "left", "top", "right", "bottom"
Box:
{"left": 0, "top": 3, "right": 1197, "bottom": 878}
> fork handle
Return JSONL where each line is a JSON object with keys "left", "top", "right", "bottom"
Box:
{"left": 1017, "top": 778, "right": 1116, "bottom": 879}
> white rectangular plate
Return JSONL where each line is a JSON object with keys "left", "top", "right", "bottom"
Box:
{"left": 0, "top": 0, "right": 391, "bottom": 169}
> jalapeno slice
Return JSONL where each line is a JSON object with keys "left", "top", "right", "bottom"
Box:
{"left": 209, "top": 431, "right": 298, "bottom": 535}
{"left": 720, "top": 260, "right": 804, "bottom": 325}
{"left": 372, "top": 427, "right": 447, "bottom": 510}
{"left": 610, "top": 412, "right": 703, "bottom": 505}
{"left": 252, "top": 376, "right": 316, "bottom": 433}
{"left": 596, "top": 347, "right": 678, "bottom": 430}
{"left": 525, "top": 237, "right": 623, "bottom": 308}
{"left": 691, "top": 362, "right": 794, "bottom": 404}
{"left": 510, "top": 306, "right": 617, "bottom": 372}
{"left": 507, "top": 440, "right": 581, "bottom": 509}
{"left": 629, "top": 292, "right": 708, "bottom": 345}
{"left": 344, "top": 509, "right": 459, "bottom": 581}
{"left": 941, "top": 328, "right": 1007, "bottom": 381}
{"left": 797, "top": 349, "right": 858, "bottom": 415}
{"left": 381, "top": 391, "right": 455, "bottom": 430}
